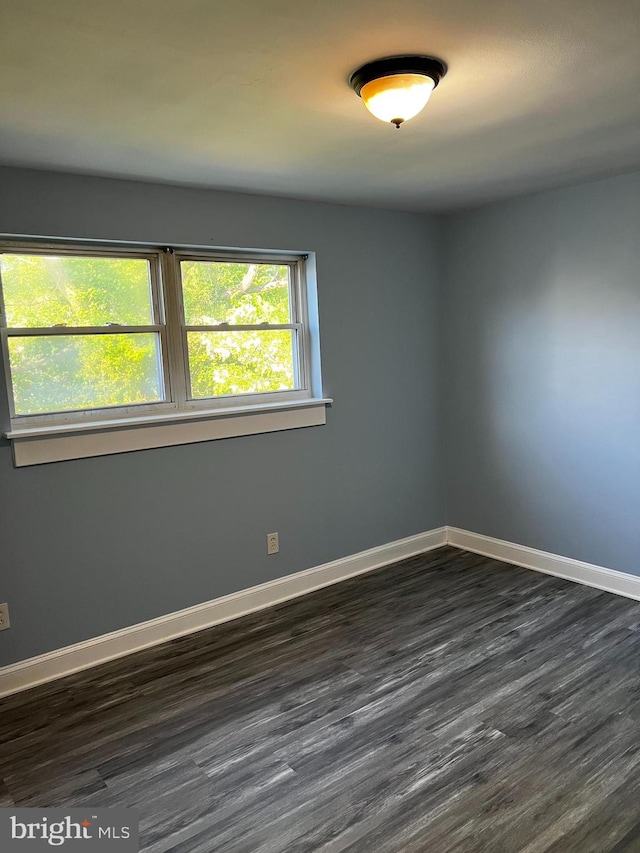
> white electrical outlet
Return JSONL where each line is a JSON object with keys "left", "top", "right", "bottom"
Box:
{"left": 267, "top": 532, "right": 279, "bottom": 555}
{"left": 0, "top": 602, "right": 10, "bottom": 631}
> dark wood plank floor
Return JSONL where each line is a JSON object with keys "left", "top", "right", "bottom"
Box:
{"left": 2, "top": 546, "right": 640, "bottom": 852}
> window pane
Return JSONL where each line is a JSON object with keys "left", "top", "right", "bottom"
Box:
{"left": 8, "top": 334, "right": 163, "bottom": 415}
{"left": 188, "top": 330, "right": 296, "bottom": 398}
{"left": 181, "top": 261, "right": 291, "bottom": 326}
{"left": 1, "top": 254, "right": 153, "bottom": 327}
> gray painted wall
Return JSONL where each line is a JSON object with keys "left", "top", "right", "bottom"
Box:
{"left": 3, "top": 163, "right": 639, "bottom": 670}
{"left": 443, "top": 171, "right": 640, "bottom": 575}
{"left": 0, "top": 167, "right": 444, "bottom": 666}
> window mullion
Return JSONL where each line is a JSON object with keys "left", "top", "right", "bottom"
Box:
{"left": 147, "top": 254, "right": 170, "bottom": 405}
{"left": 160, "top": 249, "right": 190, "bottom": 410}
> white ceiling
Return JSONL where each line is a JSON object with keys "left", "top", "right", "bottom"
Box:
{"left": 1, "top": 0, "right": 640, "bottom": 211}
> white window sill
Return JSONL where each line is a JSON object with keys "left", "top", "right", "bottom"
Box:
{"left": 6, "top": 398, "right": 333, "bottom": 467}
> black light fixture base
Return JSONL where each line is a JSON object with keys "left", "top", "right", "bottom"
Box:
{"left": 349, "top": 55, "right": 447, "bottom": 97}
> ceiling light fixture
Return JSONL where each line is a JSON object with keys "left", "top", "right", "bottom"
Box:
{"left": 349, "top": 55, "right": 447, "bottom": 128}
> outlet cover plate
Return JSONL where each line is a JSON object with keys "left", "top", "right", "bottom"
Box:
{"left": 267, "top": 532, "right": 279, "bottom": 555}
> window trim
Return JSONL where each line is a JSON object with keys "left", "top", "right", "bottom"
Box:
{"left": 0, "top": 238, "right": 330, "bottom": 465}
{"left": 6, "top": 399, "right": 332, "bottom": 467}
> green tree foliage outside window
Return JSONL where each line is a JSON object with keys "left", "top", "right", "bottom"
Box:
{"left": 181, "top": 260, "right": 295, "bottom": 399}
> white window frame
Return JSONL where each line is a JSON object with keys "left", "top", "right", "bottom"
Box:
{"left": 0, "top": 239, "right": 330, "bottom": 466}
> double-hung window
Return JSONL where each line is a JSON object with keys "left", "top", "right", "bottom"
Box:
{"left": 175, "top": 253, "right": 309, "bottom": 406}
{"left": 0, "top": 241, "right": 327, "bottom": 465}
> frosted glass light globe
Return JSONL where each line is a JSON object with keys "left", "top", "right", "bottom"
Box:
{"left": 360, "top": 73, "right": 435, "bottom": 127}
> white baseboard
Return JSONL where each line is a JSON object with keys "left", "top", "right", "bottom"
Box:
{"left": 447, "top": 527, "right": 640, "bottom": 602}
{"left": 5, "top": 525, "right": 637, "bottom": 699}
{"left": 0, "top": 527, "right": 447, "bottom": 698}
